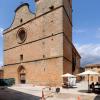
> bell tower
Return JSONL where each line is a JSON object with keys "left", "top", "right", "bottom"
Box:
{"left": 3, "top": 0, "right": 80, "bottom": 86}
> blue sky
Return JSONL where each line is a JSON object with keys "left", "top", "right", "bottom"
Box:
{"left": 0, "top": 0, "right": 100, "bottom": 67}
{"left": 73, "top": 0, "right": 100, "bottom": 66}
{"left": 73, "top": 0, "right": 100, "bottom": 44}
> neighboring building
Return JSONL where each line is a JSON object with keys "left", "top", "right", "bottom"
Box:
{"left": 3, "top": 0, "right": 80, "bottom": 86}
{"left": 85, "top": 64, "right": 100, "bottom": 83}
{"left": 80, "top": 67, "right": 85, "bottom": 73}
{"left": 0, "top": 67, "right": 4, "bottom": 79}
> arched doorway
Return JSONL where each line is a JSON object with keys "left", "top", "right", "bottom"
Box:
{"left": 18, "top": 65, "right": 26, "bottom": 84}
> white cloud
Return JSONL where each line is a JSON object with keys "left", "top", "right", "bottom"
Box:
{"left": 0, "top": 27, "right": 4, "bottom": 37}
{"left": 75, "top": 44, "right": 100, "bottom": 67}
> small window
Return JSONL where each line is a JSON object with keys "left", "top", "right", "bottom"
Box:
{"left": 44, "top": 68, "right": 45, "bottom": 72}
{"left": 20, "top": 54, "right": 23, "bottom": 61}
{"left": 43, "top": 55, "right": 45, "bottom": 58}
{"left": 20, "top": 19, "right": 23, "bottom": 23}
{"left": 49, "top": 5, "right": 54, "bottom": 10}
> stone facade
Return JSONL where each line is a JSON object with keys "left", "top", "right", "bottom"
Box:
{"left": 85, "top": 64, "right": 100, "bottom": 83}
{"left": 3, "top": 0, "right": 80, "bottom": 86}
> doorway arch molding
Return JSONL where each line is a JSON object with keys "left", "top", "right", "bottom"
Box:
{"left": 18, "top": 65, "right": 26, "bottom": 84}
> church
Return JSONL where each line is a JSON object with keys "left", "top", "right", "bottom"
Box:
{"left": 3, "top": 0, "right": 81, "bottom": 86}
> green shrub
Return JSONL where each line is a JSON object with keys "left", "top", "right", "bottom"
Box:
{"left": 0, "top": 78, "right": 15, "bottom": 86}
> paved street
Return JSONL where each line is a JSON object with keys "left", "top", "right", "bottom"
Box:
{"left": 8, "top": 81, "right": 100, "bottom": 100}
{"left": 0, "top": 87, "right": 40, "bottom": 100}
{"left": 0, "top": 81, "right": 100, "bottom": 100}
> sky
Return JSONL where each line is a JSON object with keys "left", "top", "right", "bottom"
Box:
{"left": 0, "top": 0, "right": 100, "bottom": 67}
{"left": 73, "top": 0, "right": 100, "bottom": 66}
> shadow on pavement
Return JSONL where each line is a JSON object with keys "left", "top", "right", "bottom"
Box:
{"left": 0, "top": 87, "right": 40, "bottom": 100}
{"left": 78, "top": 90, "right": 90, "bottom": 93}
{"left": 94, "top": 95, "right": 100, "bottom": 100}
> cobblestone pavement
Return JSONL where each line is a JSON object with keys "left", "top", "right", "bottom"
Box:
{"left": 0, "top": 87, "right": 40, "bottom": 100}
